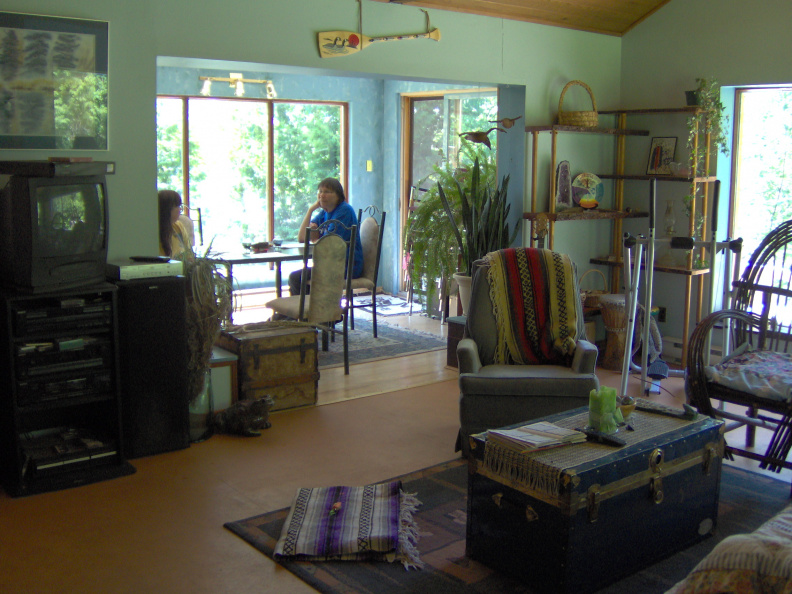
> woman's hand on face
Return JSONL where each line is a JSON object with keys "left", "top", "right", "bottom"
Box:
{"left": 310, "top": 200, "right": 321, "bottom": 211}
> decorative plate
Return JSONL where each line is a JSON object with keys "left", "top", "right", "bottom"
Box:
{"left": 572, "top": 173, "right": 603, "bottom": 209}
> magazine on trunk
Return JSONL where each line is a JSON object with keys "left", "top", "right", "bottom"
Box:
{"left": 487, "top": 421, "right": 586, "bottom": 452}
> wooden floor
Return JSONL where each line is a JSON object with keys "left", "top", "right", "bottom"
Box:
{"left": 1, "top": 296, "right": 788, "bottom": 593}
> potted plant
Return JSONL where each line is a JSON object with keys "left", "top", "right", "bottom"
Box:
{"left": 686, "top": 77, "right": 730, "bottom": 176}
{"left": 437, "top": 156, "right": 520, "bottom": 314}
{"left": 178, "top": 246, "right": 233, "bottom": 440}
{"left": 403, "top": 143, "right": 495, "bottom": 315}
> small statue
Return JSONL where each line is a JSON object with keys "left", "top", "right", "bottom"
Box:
{"left": 211, "top": 395, "right": 274, "bottom": 437}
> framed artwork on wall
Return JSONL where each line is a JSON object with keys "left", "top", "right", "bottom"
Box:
{"left": 0, "top": 12, "right": 108, "bottom": 150}
{"left": 646, "top": 137, "right": 677, "bottom": 175}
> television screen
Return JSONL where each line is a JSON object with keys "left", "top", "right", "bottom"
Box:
{"left": 36, "top": 182, "right": 106, "bottom": 257}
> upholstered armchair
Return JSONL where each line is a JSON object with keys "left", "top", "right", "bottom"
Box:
{"left": 456, "top": 249, "right": 599, "bottom": 457}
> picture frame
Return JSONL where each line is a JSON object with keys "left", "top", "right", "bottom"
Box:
{"left": 0, "top": 12, "right": 109, "bottom": 150}
{"left": 646, "top": 137, "right": 677, "bottom": 175}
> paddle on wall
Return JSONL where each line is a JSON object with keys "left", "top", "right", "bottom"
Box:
{"left": 318, "top": 3, "right": 440, "bottom": 58}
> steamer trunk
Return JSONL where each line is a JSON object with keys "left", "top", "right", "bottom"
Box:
{"left": 217, "top": 325, "right": 318, "bottom": 411}
{"left": 466, "top": 407, "right": 724, "bottom": 593}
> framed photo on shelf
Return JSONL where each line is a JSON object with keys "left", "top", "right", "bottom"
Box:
{"left": 0, "top": 12, "right": 109, "bottom": 150}
{"left": 646, "top": 137, "right": 677, "bottom": 175}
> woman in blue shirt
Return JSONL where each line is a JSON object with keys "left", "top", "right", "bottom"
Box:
{"left": 288, "top": 178, "right": 364, "bottom": 295}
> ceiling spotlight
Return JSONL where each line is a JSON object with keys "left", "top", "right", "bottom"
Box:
{"left": 200, "top": 79, "right": 212, "bottom": 96}
{"left": 234, "top": 80, "right": 245, "bottom": 97}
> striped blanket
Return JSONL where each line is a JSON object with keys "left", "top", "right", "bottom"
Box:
{"left": 486, "top": 248, "right": 578, "bottom": 365}
{"left": 273, "top": 480, "right": 423, "bottom": 569}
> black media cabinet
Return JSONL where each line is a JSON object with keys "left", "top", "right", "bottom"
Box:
{"left": 0, "top": 283, "right": 134, "bottom": 496}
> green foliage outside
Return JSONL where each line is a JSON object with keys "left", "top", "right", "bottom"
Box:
{"left": 155, "top": 97, "right": 342, "bottom": 251}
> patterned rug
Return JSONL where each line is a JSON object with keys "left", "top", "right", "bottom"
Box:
{"left": 317, "top": 318, "right": 446, "bottom": 370}
{"left": 224, "top": 460, "right": 791, "bottom": 594}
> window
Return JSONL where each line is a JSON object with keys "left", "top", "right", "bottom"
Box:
{"left": 732, "top": 87, "right": 792, "bottom": 259}
{"left": 156, "top": 96, "right": 347, "bottom": 251}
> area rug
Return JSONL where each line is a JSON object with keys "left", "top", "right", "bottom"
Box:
{"left": 317, "top": 318, "right": 446, "bottom": 369}
{"left": 224, "top": 460, "right": 791, "bottom": 594}
{"left": 351, "top": 294, "right": 416, "bottom": 317}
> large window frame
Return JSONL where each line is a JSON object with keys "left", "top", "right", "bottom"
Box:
{"left": 156, "top": 94, "right": 349, "bottom": 244}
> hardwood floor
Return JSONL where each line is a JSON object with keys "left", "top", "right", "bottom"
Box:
{"left": 0, "top": 294, "right": 787, "bottom": 593}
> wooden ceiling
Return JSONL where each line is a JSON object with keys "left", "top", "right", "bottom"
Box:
{"left": 372, "top": 0, "right": 672, "bottom": 36}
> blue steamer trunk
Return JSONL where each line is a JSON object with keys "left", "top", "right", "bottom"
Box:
{"left": 466, "top": 407, "right": 724, "bottom": 593}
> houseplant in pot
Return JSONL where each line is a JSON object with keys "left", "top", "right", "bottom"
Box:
{"left": 686, "top": 77, "right": 730, "bottom": 176}
{"left": 402, "top": 142, "right": 495, "bottom": 315}
{"left": 178, "top": 245, "right": 233, "bottom": 441}
{"left": 437, "top": 156, "right": 519, "bottom": 314}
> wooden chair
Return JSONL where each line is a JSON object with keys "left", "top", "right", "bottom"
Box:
{"left": 265, "top": 219, "right": 357, "bottom": 374}
{"left": 348, "top": 206, "right": 386, "bottom": 337}
{"left": 686, "top": 219, "right": 792, "bottom": 486}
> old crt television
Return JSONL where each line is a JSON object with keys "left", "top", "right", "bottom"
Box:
{"left": 0, "top": 161, "right": 110, "bottom": 293}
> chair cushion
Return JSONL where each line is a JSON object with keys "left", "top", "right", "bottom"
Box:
{"left": 705, "top": 347, "right": 792, "bottom": 402}
{"left": 460, "top": 364, "right": 598, "bottom": 396}
{"left": 265, "top": 295, "right": 342, "bottom": 323}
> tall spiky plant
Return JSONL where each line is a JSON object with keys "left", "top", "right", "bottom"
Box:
{"left": 438, "top": 157, "right": 519, "bottom": 277}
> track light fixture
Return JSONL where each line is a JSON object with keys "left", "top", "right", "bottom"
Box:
{"left": 197, "top": 73, "right": 277, "bottom": 98}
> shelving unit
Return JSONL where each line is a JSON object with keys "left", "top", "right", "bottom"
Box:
{"left": 524, "top": 106, "right": 717, "bottom": 363}
{"left": 0, "top": 284, "right": 134, "bottom": 496}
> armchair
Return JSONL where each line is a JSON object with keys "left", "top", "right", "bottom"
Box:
{"left": 456, "top": 248, "right": 599, "bottom": 457}
{"left": 686, "top": 219, "right": 792, "bottom": 486}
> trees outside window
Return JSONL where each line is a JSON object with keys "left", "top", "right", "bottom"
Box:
{"left": 733, "top": 88, "right": 792, "bottom": 258}
{"left": 156, "top": 96, "right": 346, "bottom": 252}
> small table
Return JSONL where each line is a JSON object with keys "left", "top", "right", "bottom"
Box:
{"left": 466, "top": 404, "right": 723, "bottom": 593}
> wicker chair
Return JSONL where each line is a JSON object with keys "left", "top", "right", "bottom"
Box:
{"left": 686, "top": 219, "right": 792, "bottom": 485}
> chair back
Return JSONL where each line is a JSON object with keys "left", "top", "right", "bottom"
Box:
{"left": 299, "top": 218, "right": 357, "bottom": 325}
{"left": 466, "top": 250, "right": 586, "bottom": 366}
{"left": 732, "top": 218, "right": 792, "bottom": 352}
{"left": 357, "top": 206, "right": 386, "bottom": 285}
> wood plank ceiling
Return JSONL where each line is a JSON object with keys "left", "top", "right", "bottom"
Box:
{"left": 372, "top": 0, "right": 671, "bottom": 36}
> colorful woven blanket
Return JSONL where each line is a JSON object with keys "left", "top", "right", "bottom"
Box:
{"left": 486, "top": 248, "right": 578, "bottom": 365}
{"left": 273, "top": 480, "right": 423, "bottom": 569}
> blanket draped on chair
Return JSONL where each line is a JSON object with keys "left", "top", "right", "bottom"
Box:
{"left": 273, "top": 480, "right": 423, "bottom": 569}
{"left": 486, "top": 247, "right": 578, "bottom": 365}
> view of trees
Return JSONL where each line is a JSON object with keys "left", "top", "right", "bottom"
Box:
{"left": 735, "top": 88, "right": 792, "bottom": 257}
{"left": 156, "top": 96, "right": 343, "bottom": 252}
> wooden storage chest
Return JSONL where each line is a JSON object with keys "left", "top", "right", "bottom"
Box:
{"left": 466, "top": 405, "right": 724, "bottom": 593}
{"left": 216, "top": 324, "right": 319, "bottom": 411}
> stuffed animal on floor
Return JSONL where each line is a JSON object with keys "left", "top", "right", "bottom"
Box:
{"left": 211, "top": 396, "right": 274, "bottom": 437}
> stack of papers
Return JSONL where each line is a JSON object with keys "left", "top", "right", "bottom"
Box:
{"left": 487, "top": 421, "right": 586, "bottom": 452}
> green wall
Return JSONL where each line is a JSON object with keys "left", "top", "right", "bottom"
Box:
{"left": 2, "top": 0, "right": 620, "bottom": 260}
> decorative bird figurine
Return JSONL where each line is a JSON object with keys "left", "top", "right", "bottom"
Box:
{"left": 459, "top": 127, "right": 505, "bottom": 149}
{"left": 489, "top": 115, "right": 522, "bottom": 129}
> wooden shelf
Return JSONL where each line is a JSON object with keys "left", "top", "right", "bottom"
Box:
{"left": 525, "top": 124, "right": 649, "bottom": 136}
{"left": 599, "top": 107, "right": 701, "bottom": 115}
{"left": 597, "top": 174, "right": 717, "bottom": 183}
{"left": 589, "top": 256, "right": 710, "bottom": 276}
{"left": 523, "top": 209, "right": 647, "bottom": 221}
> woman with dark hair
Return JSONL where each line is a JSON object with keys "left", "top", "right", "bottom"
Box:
{"left": 158, "top": 189, "right": 189, "bottom": 257}
{"left": 288, "top": 178, "right": 363, "bottom": 295}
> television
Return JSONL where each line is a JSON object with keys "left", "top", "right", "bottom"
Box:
{"left": 0, "top": 162, "right": 109, "bottom": 293}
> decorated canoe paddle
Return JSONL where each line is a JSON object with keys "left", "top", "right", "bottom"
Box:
{"left": 318, "top": 27, "right": 441, "bottom": 58}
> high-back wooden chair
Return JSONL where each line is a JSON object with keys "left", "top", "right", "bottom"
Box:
{"left": 686, "top": 219, "right": 792, "bottom": 488}
{"left": 265, "top": 219, "right": 357, "bottom": 374}
{"left": 348, "top": 206, "right": 386, "bottom": 337}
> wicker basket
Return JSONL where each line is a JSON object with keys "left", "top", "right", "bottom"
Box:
{"left": 579, "top": 268, "right": 608, "bottom": 309}
{"left": 557, "top": 80, "right": 598, "bottom": 128}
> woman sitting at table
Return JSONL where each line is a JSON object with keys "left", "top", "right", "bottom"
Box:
{"left": 158, "top": 189, "right": 189, "bottom": 258}
{"left": 288, "top": 178, "right": 363, "bottom": 295}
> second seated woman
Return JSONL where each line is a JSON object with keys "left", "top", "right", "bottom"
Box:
{"left": 288, "top": 178, "right": 363, "bottom": 295}
{"left": 158, "top": 189, "right": 190, "bottom": 258}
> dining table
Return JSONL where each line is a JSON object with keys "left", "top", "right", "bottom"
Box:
{"left": 217, "top": 243, "right": 312, "bottom": 320}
